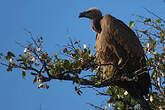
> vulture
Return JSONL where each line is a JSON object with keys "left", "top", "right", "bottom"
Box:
{"left": 79, "top": 8, "right": 151, "bottom": 109}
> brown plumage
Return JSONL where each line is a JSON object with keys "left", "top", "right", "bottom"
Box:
{"left": 79, "top": 8, "right": 151, "bottom": 109}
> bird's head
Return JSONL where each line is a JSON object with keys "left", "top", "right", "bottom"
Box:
{"left": 79, "top": 8, "right": 102, "bottom": 19}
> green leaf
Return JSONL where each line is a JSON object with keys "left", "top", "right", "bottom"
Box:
{"left": 91, "top": 76, "right": 95, "bottom": 81}
{"left": 129, "top": 21, "right": 134, "bottom": 28}
{"left": 95, "top": 80, "right": 102, "bottom": 85}
{"left": 130, "top": 98, "right": 136, "bottom": 105}
{"left": 63, "top": 48, "right": 67, "bottom": 53}
{"left": 22, "top": 70, "right": 26, "bottom": 79}
{"left": 0, "top": 53, "right": 3, "bottom": 59}
{"left": 118, "top": 58, "right": 122, "bottom": 65}
{"left": 33, "top": 76, "right": 37, "bottom": 84}
{"left": 74, "top": 86, "right": 82, "bottom": 95}
{"left": 160, "top": 64, "right": 165, "bottom": 72}
{"left": 7, "top": 51, "right": 16, "bottom": 57}
{"left": 141, "top": 30, "right": 148, "bottom": 34}
{"left": 77, "top": 79, "right": 81, "bottom": 86}
{"left": 46, "top": 84, "right": 49, "bottom": 89}
{"left": 63, "top": 59, "right": 70, "bottom": 68}
{"left": 144, "top": 18, "right": 151, "bottom": 22}
{"left": 54, "top": 53, "right": 58, "bottom": 59}
{"left": 7, "top": 65, "right": 13, "bottom": 71}
{"left": 155, "top": 19, "right": 161, "bottom": 24}
{"left": 146, "top": 60, "right": 150, "bottom": 66}
{"left": 106, "top": 88, "right": 112, "bottom": 95}
{"left": 75, "top": 86, "right": 78, "bottom": 90}
{"left": 157, "top": 19, "right": 161, "bottom": 23}
{"left": 152, "top": 51, "right": 157, "bottom": 55}
{"left": 75, "top": 49, "right": 80, "bottom": 54}
{"left": 49, "top": 69, "right": 55, "bottom": 75}
{"left": 6, "top": 51, "right": 16, "bottom": 60}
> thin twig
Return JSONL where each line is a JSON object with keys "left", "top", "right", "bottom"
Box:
{"left": 144, "top": 8, "right": 165, "bottom": 23}
{"left": 86, "top": 103, "right": 104, "bottom": 110}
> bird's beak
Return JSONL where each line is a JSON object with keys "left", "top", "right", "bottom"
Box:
{"left": 78, "top": 12, "right": 87, "bottom": 18}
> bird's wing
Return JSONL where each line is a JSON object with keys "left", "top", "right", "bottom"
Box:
{"left": 100, "top": 14, "right": 144, "bottom": 61}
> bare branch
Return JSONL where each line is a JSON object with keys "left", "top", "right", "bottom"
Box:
{"left": 144, "top": 8, "right": 165, "bottom": 23}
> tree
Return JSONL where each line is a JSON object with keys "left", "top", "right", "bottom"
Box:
{"left": 0, "top": 10, "right": 165, "bottom": 110}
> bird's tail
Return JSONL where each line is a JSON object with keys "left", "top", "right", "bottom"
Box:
{"left": 133, "top": 95, "right": 151, "bottom": 110}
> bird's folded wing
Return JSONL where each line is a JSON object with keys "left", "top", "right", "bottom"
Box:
{"left": 100, "top": 14, "right": 144, "bottom": 60}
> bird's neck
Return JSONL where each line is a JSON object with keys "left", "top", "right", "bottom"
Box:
{"left": 91, "top": 17, "right": 102, "bottom": 33}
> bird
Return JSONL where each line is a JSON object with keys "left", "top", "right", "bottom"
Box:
{"left": 79, "top": 8, "right": 151, "bottom": 109}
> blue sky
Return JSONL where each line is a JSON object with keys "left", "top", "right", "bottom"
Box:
{"left": 0, "top": 0, "right": 164, "bottom": 110}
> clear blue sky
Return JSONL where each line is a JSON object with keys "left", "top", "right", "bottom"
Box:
{"left": 0, "top": 0, "right": 164, "bottom": 110}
